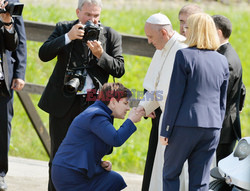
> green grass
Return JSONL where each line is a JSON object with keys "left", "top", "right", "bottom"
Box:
{"left": 10, "top": 2, "right": 250, "bottom": 174}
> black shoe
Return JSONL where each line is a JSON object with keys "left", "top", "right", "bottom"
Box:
{"left": 0, "top": 176, "right": 7, "bottom": 191}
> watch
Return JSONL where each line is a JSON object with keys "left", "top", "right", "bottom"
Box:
{"left": 2, "top": 18, "right": 13, "bottom": 26}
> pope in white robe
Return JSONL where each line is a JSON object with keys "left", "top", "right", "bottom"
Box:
{"left": 138, "top": 13, "right": 188, "bottom": 191}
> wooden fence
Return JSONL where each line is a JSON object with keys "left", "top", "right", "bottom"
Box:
{"left": 16, "top": 20, "right": 155, "bottom": 157}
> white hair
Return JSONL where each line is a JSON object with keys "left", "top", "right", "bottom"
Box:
{"left": 78, "top": 0, "right": 102, "bottom": 10}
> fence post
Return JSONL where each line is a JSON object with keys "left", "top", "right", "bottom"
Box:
{"left": 16, "top": 90, "right": 51, "bottom": 157}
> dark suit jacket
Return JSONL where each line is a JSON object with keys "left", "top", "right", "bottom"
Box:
{"left": 161, "top": 47, "right": 229, "bottom": 138}
{"left": 38, "top": 20, "right": 125, "bottom": 118}
{"left": 218, "top": 43, "right": 243, "bottom": 143}
{"left": 5, "top": 2, "right": 27, "bottom": 91}
{"left": 0, "top": 22, "right": 18, "bottom": 96}
{"left": 52, "top": 100, "right": 136, "bottom": 178}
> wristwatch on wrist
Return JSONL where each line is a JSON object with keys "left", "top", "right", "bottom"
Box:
{"left": 3, "top": 18, "right": 13, "bottom": 26}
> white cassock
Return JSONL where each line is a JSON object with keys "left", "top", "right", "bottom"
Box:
{"left": 139, "top": 31, "right": 188, "bottom": 191}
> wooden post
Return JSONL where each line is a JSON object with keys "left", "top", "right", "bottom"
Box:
{"left": 16, "top": 90, "right": 51, "bottom": 157}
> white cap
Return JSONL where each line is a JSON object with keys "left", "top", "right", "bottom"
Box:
{"left": 146, "top": 13, "right": 171, "bottom": 25}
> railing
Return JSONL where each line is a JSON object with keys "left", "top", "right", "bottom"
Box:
{"left": 17, "top": 20, "right": 155, "bottom": 157}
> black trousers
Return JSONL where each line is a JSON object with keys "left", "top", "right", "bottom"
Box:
{"left": 141, "top": 107, "right": 162, "bottom": 191}
{"left": 48, "top": 95, "right": 95, "bottom": 191}
{"left": 216, "top": 140, "right": 236, "bottom": 165}
{"left": 0, "top": 85, "right": 13, "bottom": 177}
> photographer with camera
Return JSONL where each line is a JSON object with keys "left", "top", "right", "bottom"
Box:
{"left": 38, "top": 0, "right": 124, "bottom": 190}
{"left": 0, "top": 0, "right": 26, "bottom": 190}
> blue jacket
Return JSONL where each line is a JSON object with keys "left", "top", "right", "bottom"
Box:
{"left": 161, "top": 47, "right": 229, "bottom": 138}
{"left": 52, "top": 100, "right": 136, "bottom": 178}
{"left": 5, "top": 0, "right": 27, "bottom": 96}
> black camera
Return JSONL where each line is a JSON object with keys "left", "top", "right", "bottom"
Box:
{"left": 64, "top": 20, "right": 101, "bottom": 95}
{"left": 64, "top": 69, "right": 87, "bottom": 94}
{"left": 0, "top": 1, "right": 24, "bottom": 17}
{"left": 81, "top": 20, "right": 101, "bottom": 43}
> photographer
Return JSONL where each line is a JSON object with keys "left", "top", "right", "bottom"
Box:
{"left": 0, "top": 0, "right": 26, "bottom": 190}
{"left": 38, "top": 0, "right": 124, "bottom": 190}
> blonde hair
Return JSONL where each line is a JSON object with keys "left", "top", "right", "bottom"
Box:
{"left": 184, "top": 13, "right": 220, "bottom": 50}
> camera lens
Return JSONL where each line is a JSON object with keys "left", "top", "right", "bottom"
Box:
{"left": 86, "top": 29, "right": 99, "bottom": 41}
{"left": 64, "top": 78, "right": 80, "bottom": 94}
{"left": 82, "top": 20, "right": 100, "bottom": 43}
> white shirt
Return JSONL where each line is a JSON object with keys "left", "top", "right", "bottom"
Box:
{"left": 139, "top": 32, "right": 187, "bottom": 115}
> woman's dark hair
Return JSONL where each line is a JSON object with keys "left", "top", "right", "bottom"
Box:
{"left": 98, "top": 82, "right": 132, "bottom": 105}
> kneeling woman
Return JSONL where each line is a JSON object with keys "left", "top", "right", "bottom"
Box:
{"left": 51, "top": 82, "right": 144, "bottom": 191}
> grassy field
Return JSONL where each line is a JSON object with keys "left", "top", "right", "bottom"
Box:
{"left": 10, "top": 1, "right": 250, "bottom": 174}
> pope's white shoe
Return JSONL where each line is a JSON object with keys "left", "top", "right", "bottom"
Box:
{"left": 0, "top": 176, "right": 7, "bottom": 191}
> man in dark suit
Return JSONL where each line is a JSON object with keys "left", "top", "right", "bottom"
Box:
{"left": 38, "top": 0, "right": 124, "bottom": 190}
{"left": 212, "top": 15, "right": 246, "bottom": 164}
{"left": 0, "top": 0, "right": 26, "bottom": 190}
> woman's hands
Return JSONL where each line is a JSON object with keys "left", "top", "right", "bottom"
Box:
{"left": 160, "top": 136, "right": 169, "bottom": 146}
{"left": 101, "top": 160, "right": 112, "bottom": 171}
{"left": 128, "top": 107, "right": 145, "bottom": 123}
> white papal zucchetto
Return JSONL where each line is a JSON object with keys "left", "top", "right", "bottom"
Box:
{"left": 146, "top": 13, "right": 172, "bottom": 25}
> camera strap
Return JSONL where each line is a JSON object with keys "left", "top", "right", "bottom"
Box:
{"left": 0, "top": 57, "right": 4, "bottom": 80}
